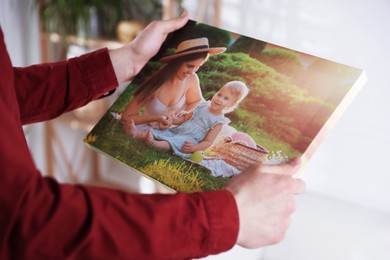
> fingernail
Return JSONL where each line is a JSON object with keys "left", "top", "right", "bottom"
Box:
{"left": 289, "top": 157, "right": 301, "bottom": 166}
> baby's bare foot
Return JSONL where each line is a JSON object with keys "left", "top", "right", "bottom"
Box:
{"left": 126, "top": 119, "right": 143, "bottom": 139}
{"left": 145, "top": 129, "right": 155, "bottom": 145}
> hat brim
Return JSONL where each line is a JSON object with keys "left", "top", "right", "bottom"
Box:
{"left": 159, "top": 47, "right": 226, "bottom": 63}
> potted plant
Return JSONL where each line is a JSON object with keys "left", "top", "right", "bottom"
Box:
{"left": 34, "top": 0, "right": 162, "bottom": 41}
{"left": 34, "top": 0, "right": 163, "bottom": 124}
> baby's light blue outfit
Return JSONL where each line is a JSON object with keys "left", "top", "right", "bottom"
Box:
{"left": 151, "top": 101, "right": 230, "bottom": 159}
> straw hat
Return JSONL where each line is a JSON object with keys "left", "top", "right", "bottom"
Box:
{"left": 159, "top": 37, "right": 226, "bottom": 63}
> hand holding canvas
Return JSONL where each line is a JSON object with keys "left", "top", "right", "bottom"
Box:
{"left": 109, "top": 12, "right": 190, "bottom": 83}
{"left": 226, "top": 157, "right": 305, "bottom": 248}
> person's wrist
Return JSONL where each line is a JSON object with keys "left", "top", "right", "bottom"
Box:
{"left": 127, "top": 43, "right": 149, "bottom": 80}
{"left": 157, "top": 115, "right": 165, "bottom": 123}
{"left": 108, "top": 46, "right": 133, "bottom": 83}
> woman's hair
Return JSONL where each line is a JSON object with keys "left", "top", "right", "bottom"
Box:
{"left": 134, "top": 52, "right": 209, "bottom": 104}
{"left": 220, "top": 81, "right": 249, "bottom": 114}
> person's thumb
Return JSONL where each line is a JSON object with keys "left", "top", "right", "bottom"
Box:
{"left": 261, "top": 157, "right": 301, "bottom": 176}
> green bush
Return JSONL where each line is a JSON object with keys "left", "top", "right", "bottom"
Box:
{"left": 227, "top": 35, "right": 267, "bottom": 58}
{"left": 258, "top": 48, "right": 303, "bottom": 79}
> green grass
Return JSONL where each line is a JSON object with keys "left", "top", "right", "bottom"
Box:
{"left": 85, "top": 112, "right": 228, "bottom": 192}
{"left": 140, "top": 159, "right": 204, "bottom": 193}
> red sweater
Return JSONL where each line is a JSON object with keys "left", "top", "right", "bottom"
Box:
{"left": 0, "top": 28, "right": 239, "bottom": 259}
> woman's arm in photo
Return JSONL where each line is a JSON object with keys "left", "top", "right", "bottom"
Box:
{"left": 171, "top": 111, "right": 193, "bottom": 125}
{"left": 183, "top": 73, "right": 203, "bottom": 114}
{"left": 121, "top": 97, "right": 171, "bottom": 133}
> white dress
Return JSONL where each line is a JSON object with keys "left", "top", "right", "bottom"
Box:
{"left": 141, "top": 77, "right": 189, "bottom": 129}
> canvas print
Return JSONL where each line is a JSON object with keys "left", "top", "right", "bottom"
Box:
{"left": 85, "top": 19, "right": 366, "bottom": 192}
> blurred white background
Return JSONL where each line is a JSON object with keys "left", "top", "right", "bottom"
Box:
{"left": 1, "top": 0, "right": 390, "bottom": 259}
{"left": 185, "top": 0, "right": 390, "bottom": 259}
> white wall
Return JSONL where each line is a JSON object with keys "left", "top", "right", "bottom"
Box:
{"left": 184, "top": 0, "right": 390, "bottom": 214}
{"left": 0, "top": 0, "right": 40, "bottom": 66}
{"left": 0, "top": 0, "right": 47, "bottom": 172}
{"left": 182, "top": 0, "right": 390, "bottom": 259}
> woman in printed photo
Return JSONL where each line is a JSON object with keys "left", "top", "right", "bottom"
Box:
{"left": 120, "top": 37, "right": 226, "bottom": 132}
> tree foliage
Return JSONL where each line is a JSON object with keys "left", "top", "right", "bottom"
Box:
{"left": 228, "top": 35, "right": 267, "bottom": 59}
{"left": 295, "top": 57, "right": 361, "bottom": 104}
{"left": 196, "top": 52, "right": 334, "bottom": 153}
{"left": 187, "top": 23, "right": 231, "bottom": 48}
{"left": 115, "top": 51, "right": 339, "bottom": 154}
{"left": 258, "top": 48, "right": 304, "bottom": 79}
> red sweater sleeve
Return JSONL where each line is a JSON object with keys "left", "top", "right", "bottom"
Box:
{"left": 0, "top": 28, "right": 239, "bottom": 259}
{"left": 14, "top": 48, "right": 118, "bottom": 124}
{"left": 11, "top": 177, "right": 238, "bottom": 259}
